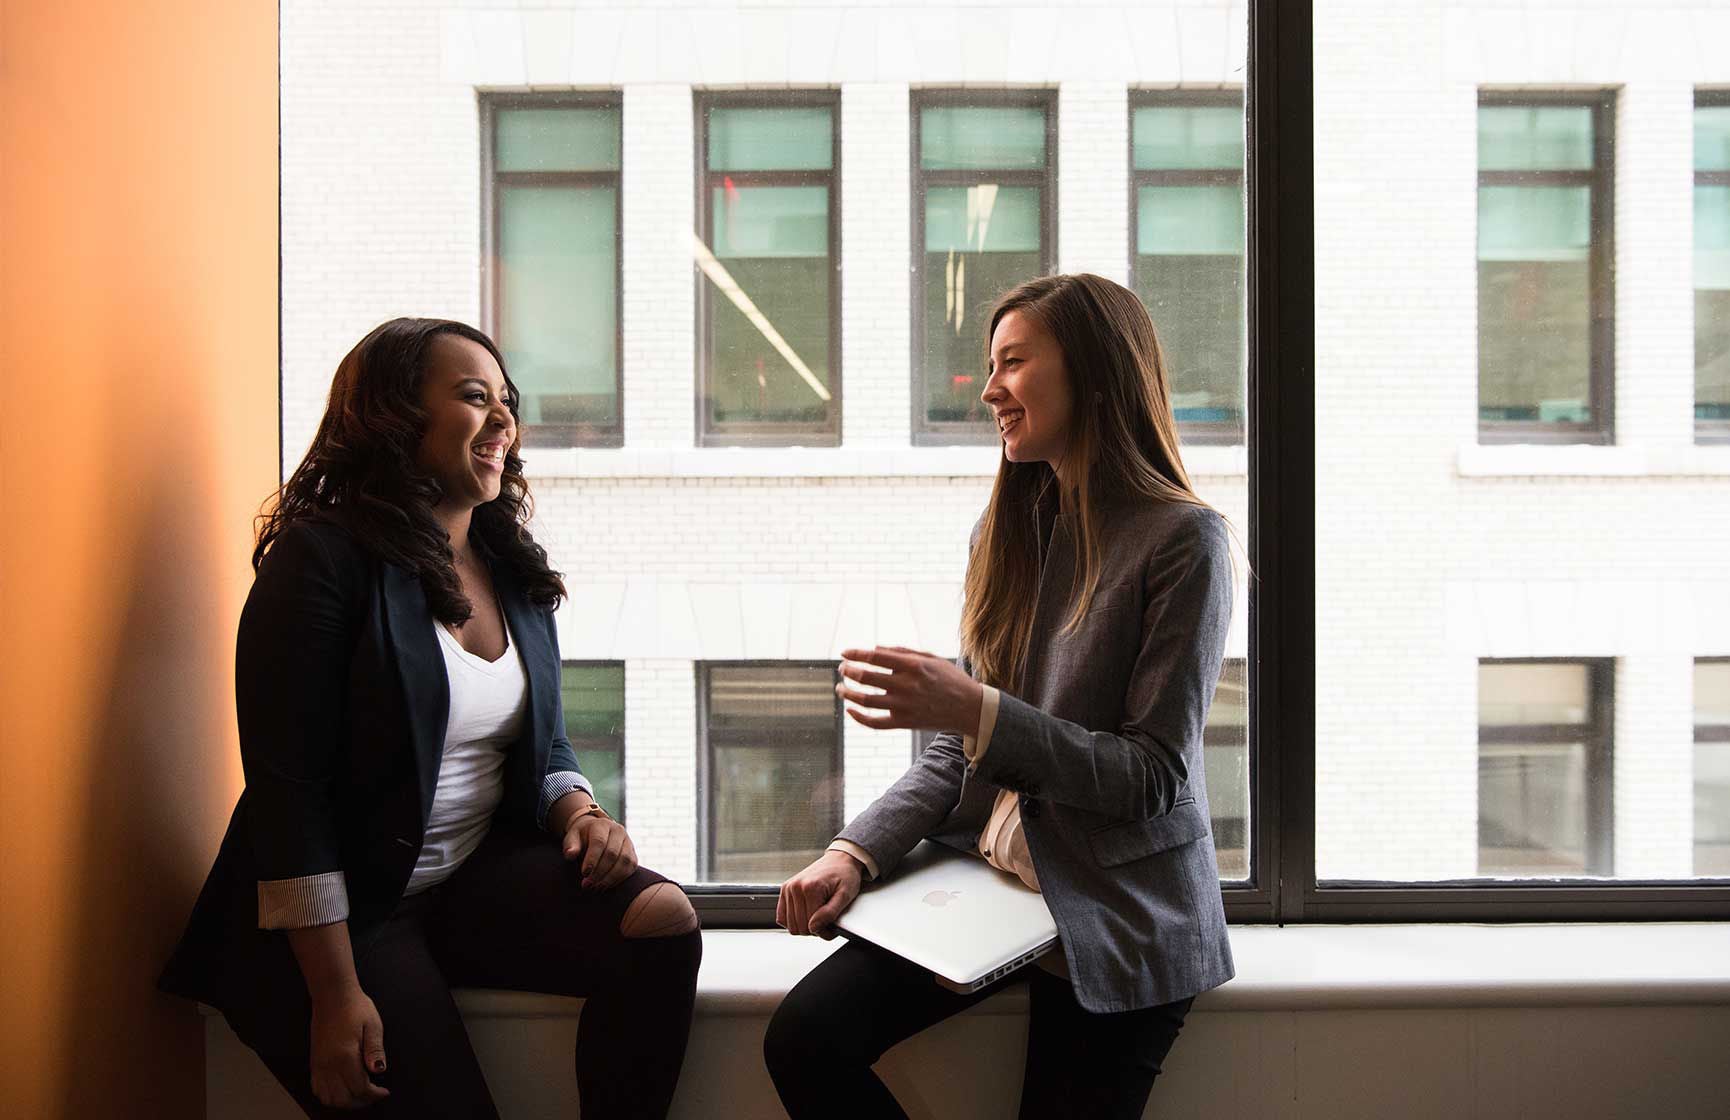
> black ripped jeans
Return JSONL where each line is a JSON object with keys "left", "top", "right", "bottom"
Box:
{"left": 764, "top": 939, "right": 1193, "bottom": 1120}
{"left": 222, "top": 829, "right": 702, "bottom": 1120}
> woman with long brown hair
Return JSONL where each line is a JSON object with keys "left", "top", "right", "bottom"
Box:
{"left": 768, "top": 274, "right": 1236, "bottom": 1119}
{"left": 161, "top": 318, "right": 701, "bottom": 1118}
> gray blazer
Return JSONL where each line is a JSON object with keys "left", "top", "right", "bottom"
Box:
{"left": 837, "top": 496, "right": 1235, "bottom": 1013}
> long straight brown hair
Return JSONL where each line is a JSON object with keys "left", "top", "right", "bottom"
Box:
{"left": 961, "top": 273, "right": 1213, "bottom": 691}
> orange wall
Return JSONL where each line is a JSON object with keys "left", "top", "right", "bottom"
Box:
{"left": 0, "top": 1, "right": 278, "bottom": 1116}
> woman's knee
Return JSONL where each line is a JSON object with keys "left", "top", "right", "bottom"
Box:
{"left": 618, "top": 881, "right": 699, "bottom": 938}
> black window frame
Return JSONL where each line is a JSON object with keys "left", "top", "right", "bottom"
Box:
{"left": 686, "top": 1, "right": 1730, "bottom": 926}
{"left": 1475, "top": 89, "right": 1617, "bottom": 446}
{"left": 1475, "top": 658, "right": 1615, "bottom": 878}
{"left": 909, "top": 88, "right": 1058, "bottom": 447}
{"left": 479, "top": 92, "right": 625, "bottom": 450}
{"left": 558, "top": 659, "right": 627, "bottom": 824}
{"left": 1127, "top": 87, "right": 1247, "bottom": 447}
{"left": 693, "top": 660, "right": 845, "bottom": 889}
{"left": 693, "top": 90, "right": 843, "bottom": 449}
{"left": 1696, "top": 90, "right": 1730, "bottom": 445}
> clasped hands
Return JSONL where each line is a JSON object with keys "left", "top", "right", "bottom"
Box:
{"left": 776, "top": 647, "right": 984, "bottom": 940}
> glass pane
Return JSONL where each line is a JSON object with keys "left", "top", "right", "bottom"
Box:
{"left": 1205, "top": 661, "right": 1249, "bottom": 880}
{"left": 1478, "top": 741, "right": 1589, "bottom": 875}
{"left": 562, "top": 664, "right": 625, "bottom": 820}
{"left": 1132, "top": 105, "right": 1243, "bottom": 170}
{"left": 1696, "top": 744, "right": 1730, "bottom": 876}
{"left": 495, "top": 107, "right": 620, "bottom": 172}
{"left": 921, "top": 185, "right": 1041, "bottom": 424}
{"left": 1480, "top": 663, "right": 1591, "bottom": 726}
{"left": 920, "top": 106, "right": 1046, "bottom": 171}
{"left": 498, "top": 185, "right": 617, "bottom": 426}
{"left": 1696, "top": 105, "right": 1730, "bottom": 172}
{"left": 705, "top": 185, "right": 831, "bottom": 426}
{"left": 709, "top": 106, "right": 832, "bottom": 171}
{"left": 1478, "top": 187, "right": 1593, "bottom": 424}
{"left": 707, "top": 666, "right": 841, "bottom": 882}
{"left": 1136, "top": 185, "right": 1245, "bottom": 428}
{"left": 1479, "top": 105, "right": 1594, "bottom": 171}
{"left": 1698, "top": 185, "right": 1730, "bottom": 421}
{"left": 1699, "top": 662, "right": 1730, "bottom": 729}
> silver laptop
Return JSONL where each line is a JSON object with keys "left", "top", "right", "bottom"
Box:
{"left": 835, "top": 840, "right": 1059, "bottom": 992}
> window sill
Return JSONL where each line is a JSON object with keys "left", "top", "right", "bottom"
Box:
{"left": 1457, "top": 443, "right": 1730, "bottom": 478}
{"left": 420, "top": 923, "right": 1730, "bottom": 1020}
{"left": 520, "top": 444, "right": 1248, "bottom": 481}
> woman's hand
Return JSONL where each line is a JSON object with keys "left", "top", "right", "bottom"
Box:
{"left": 307, "top": 985, "right": 389, "bottom": 1110}
{"left": 836, "top": 646, "right": 985, "bottom": 737}
{"left": 777, "top": 850, "right": 864, "bottom": 938}
{"left": 562, "top": 806, "right": 639, "bottom": 890}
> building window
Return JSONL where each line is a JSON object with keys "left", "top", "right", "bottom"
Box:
{"left": 695, "top": 93, "right": 840, "bottom": 447}
{"left": 560, "top": 662, "right": 625, "bottom": 822}
{"left": 1130, "top": 92, "right": 1246, "bottom": 443}
{"left": 1478, "top": 660, "right": 1613, "bottom": 877}
{"left": 1477, "top": 94, "right": 1615, "bottom": 443}
{"left": 1204, "top": 659, "right": 1249, "bottom": 880}
{"left": 912, "top": 91, "right": 1056, "bottom": 445}
{"left": 699, "top": 663, "right": 843, "bottom": 883}
{"left": 482, "top": 97, "right": 622, "bottom": 448}
{"left": 1697, "top": 92, "right": 1730, "bottom": 443}
{"left": 1695, "top": 660, "right": 1730, "bottom": 876}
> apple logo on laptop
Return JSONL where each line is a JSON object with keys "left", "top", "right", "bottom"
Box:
{"left": 922, "top": 890, "right": 962, "bottom": 907}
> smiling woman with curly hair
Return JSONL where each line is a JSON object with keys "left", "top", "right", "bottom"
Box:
{"left": 161, "top": 318, "right": 701, "bottom": 1119}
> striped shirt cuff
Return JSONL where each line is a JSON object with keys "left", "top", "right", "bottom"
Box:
{"left": 962, "top": 685, "right": 1002, "bottom": 767}
{"left": 827, "top": 839, "right": 881, "bottom": 880}
{"left": 258, "top": 871, "right": 349, "bottom": 929}
{"left": 540, "top": 770, "right": 596, "bottom": 829}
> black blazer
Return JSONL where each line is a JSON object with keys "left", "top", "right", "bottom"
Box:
{"left": 159, "top": 516, "right": 586, "bottom": 1009}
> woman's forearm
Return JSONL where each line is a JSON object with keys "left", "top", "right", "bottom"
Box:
{"left": 287, "top": 921, "right": 362, "bottom": 1003}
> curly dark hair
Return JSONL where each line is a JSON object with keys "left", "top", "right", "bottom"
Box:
{"left": 256, "top": 317, "right": 566, "bottom": 623}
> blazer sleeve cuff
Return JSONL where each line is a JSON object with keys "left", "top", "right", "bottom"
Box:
{"left": 540, "top": 770, "right": 596, "bottom": 829}
{"left": 826, "top": 839, "right": 881, "bottom": 880}
{"left": 962, "top": 685, "right": 1001, "bottom": 766}
{"left": 257, "top": 871, "right": 350, "bottom": 930}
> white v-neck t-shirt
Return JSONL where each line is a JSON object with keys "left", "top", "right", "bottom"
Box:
{"left": 404, "top": 618, "right": 529, "bottom": 895}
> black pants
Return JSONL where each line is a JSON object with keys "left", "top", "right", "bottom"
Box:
{"left": 764, "top": 940, "right": 1192, "bottom": 1120}
{"left": 223, "top": 829, "right": 702, "bottom": 1120}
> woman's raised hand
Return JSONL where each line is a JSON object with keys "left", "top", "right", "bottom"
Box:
{"left": 836, "top": 646, "right": 985, "bottom": 737}
{"left": 777, "top": 850, "right": 864, "bottom": 939}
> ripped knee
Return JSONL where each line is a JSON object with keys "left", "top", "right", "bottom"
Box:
{"left": 619, "top": 881, "right": 699, "bottom": 938}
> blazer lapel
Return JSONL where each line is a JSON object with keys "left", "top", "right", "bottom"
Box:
{"left": 497, "top": 569, "right": 553, "bottom": 821}
{"left": 379, "top": 563, "right": 450, "bottom": 829}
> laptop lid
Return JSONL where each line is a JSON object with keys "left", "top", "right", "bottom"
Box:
{"left": 835, "top": 840, "right": 1058, "bottom": 991}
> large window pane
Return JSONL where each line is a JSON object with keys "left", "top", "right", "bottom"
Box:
{"left": 913, "top": 95, "right": 1053, "bottom": 441}
{"left": 708, "top": 185, "right": 832, "bottom": 425}
{"left": 560, "top": 663, "right": 625, "bottom": 821}
{"left": 921, "top": 184, "right": 1042, "bottom": 424}
{"left": 702, "top": 665, "right": 842, "bottom": 883}
{"left": 498, "top": 185, "right": 618, "bottom": 427}
{"left": 1476, "top": 100, "right": 1609, "bottom": 437}
{"left": 1131, "top": 95, "right": 1245, "bottom": 440}
{"left": 699, "top": 98, "right": 837, "bottom": 443}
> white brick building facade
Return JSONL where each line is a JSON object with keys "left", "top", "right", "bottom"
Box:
{"left": 282, "top": 0, "right": 1729, "bottom": 884}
